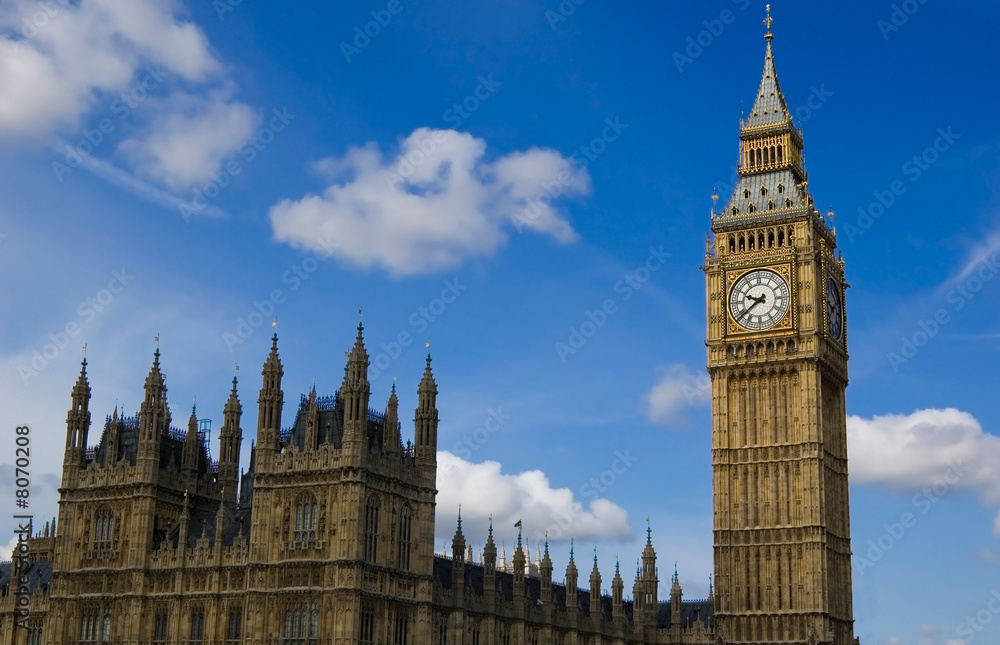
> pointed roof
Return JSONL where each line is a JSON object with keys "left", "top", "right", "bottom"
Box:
{"left": 743, "top": 38, "right": 792, "bottom": 130}
{"left": 144, "top": 348, "right": 165, "bottom": 390}
{"left": 419, "top": 353, "right": 436, "bottom": 392}
{"left": 263, "top": 333, "right": 282, "bottom": 373}
{"left": 72, "top": 357, "right": 91, "bottom": 399}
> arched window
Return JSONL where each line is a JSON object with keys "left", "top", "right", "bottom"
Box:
{"left": 778, "top": 230, "right": 785, "bottom": 246}
{"left": 295, "top": 494, "right": 317, "bottom": 541}
{"left": 190, "top": 609, "right": 205, "bottom": 642}
{"left": 728, "top": 235, "right": 736, "bottom": 253}
{"left": 785, "top": 198, "right": 793, "bottom": 208}
{"left": 398, "top": 506, "right": 412, "bottom": 569}
{"left": 364, "top": 497, "right": 380, "bottom": 563}
{"left": 738, "top": 234, "right": 746, "bottom": 252}
{"left": 95, "top": 507, "right": 114, "bottom": 548}
{"left": 777, "top": 145, "right": 784, "bottom": 162}
{"left": 768, "top": 200, "right": 775, "bottom": 211}
{"left": 743, "top": 188, "right": 750, "bottom": 199}
{"left": 760, "top": 186, "right": 767, "bottom": 196}
{"left": 283, "top": 601, "right": 318, "bottom": 644}
{"left": 777, "top": 183, "right": 784, "bottom": 194}
{"left": 748, "top": 203, "right": 756, "bottom": 214}
{"left": 227, "top": 609, "right": 243, "bottom": 643}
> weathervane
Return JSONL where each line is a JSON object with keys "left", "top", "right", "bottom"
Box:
{"left": 763, "top": 4, "right": 774, "bottom": 38}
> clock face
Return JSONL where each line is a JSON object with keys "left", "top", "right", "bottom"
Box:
{"left": 729, "top": 269, "right": 790, "bottom": 331}
{"left": 826, "top": 277, "right": 843, "bottom": 340}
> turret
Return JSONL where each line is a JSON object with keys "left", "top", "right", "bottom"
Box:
{"left": 383, "top": 382, "right": 400, "bottom": 452}
{"left": 182, "top": 403, "right": 199, "bottom": 480}
{"left": 589, "top": 550, "right": 602, "bottom": 620}
{"left": 637, "top": 521, "right": 659, "bottom": 626}
{"left": 304, "top": 386, "right": 318, "bottom": 451}
{"left": 340, "top": 323, "right": 371, "bottom": 459}
{"left": 565, "top": 541, "right": 579, "bottom": 615}
{"left": 62, "top": 357, "right": 91, "bottom": 485}
{"left": 451, "top": 508, "right": 466, "bottom": 599}
{"left": 256, "top": 334, "right": 284, "bottom": 457}
{"left": 540, "top": 535, "right": 553, "bottom": 605}
{"left": 137, "top": 349, "right": 169, "bottom": 477}
{"left": 483, "top": 517, "right": 497, "bottom": 601}
{"left": 512, "top": 523, "right": 526, "bottom": 606}
{"left": 218, "top": 377, "right": 242, "bottom": 503}
{"left": 414, "top": 353, "right": 438, "bottom": 471}
{"left": 670, "top": 562, "right": 683, "bottom": 631}
{"left": 611, "top": 557, "right": 624, "bottom": 624}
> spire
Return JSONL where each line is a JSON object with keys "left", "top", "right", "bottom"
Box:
{"left": 219, "top": 375, "right": 242, "bottom": 503}
{"left": 384, "top": 380, "right": 400, "bottom": 452}
{"left": 64, "top": 355, "right": 92, "bottom": 473}
{"left": 256, "top": 334, "right": 284, "bottom": 455}
{"left": 415, "top": 350, "right": 438, "bottom": 468}
{"left": 743, "top": 6, "right": 792, "bottom": 130}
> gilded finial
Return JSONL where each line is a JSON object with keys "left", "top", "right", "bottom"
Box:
{"left": 763, "top": 4, "right": 773, "bottom": 39}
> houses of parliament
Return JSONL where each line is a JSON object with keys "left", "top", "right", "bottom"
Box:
{"left": 0, "top": 11, "right": 859, "bottom": 645}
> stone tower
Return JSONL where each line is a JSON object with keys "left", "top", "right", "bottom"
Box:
{"left": 704, "top": 8, "right": 855, "bottom": 645}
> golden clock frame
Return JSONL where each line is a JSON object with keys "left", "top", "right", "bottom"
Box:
{"left": 724, "top": 263, "right": 795, "bottom": 337}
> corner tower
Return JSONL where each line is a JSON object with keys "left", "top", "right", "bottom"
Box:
{"left": 704, "top": 9, "right": 855, "bottom": 645}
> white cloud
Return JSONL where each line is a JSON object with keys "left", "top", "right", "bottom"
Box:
{"left": 0, "top": 0, "right": 219, "bottom": 137}
{"left": 435, "top": 451, "right": 631, "bottom": 544}
{"left": 847, "top": 408, "right": 1000, "bottom": 534}
{"left": 269, "top": 128, "right": 590, "bottom": 277}
{"left": 0, "top": 0, "right": 256, "bottom": 198}
{"left": 643, "top": 364, "right": 710, "bottom": 427}
{"left": 119, "top": 89, "right": 258, "bottom": 191}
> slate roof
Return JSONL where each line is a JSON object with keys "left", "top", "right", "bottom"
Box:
{"left": 0, "top": 560, "right": 52, "bottom": 596}
{"left": 743, "top": 39, "right": 792, "bottom": 130}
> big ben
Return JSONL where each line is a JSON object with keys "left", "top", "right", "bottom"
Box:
{"left": 704, "top": 8, "right": 856, "bottom": 645}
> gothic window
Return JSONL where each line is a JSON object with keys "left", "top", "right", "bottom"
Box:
{"left": 364, "top": 496, "right": 380, "bottom": 563}
{"left": 768, "top": 200, "right": 775, "bottom": 211}
{"left": 227, "top": 609, "right": 242, "bottom": 643}
{"left": 759, "top": 233, "right": 765, "bottom": 248}
{"left": 439, "top": 623, "right": 448, "bottom": 645}
{"left": 777, "top": 182, "right": 784, "bottom": 194}
{"left": 153, "top": 609, "right": 168, "bottom": 642}
{"left": 398, "top": 506, "right": 412, "bottom": 569}
{"left": 728, "top": 235, "right": 736, "bottom": 253}
{"left": 760, "top": 186, "right": 767, "bottom": 196}
{"left": 777, "top": 145, "right": 784, "bottom": 162}
{"left": 295, "top": 493, "right": 317, "bottom": 541}
{"left": 283, "top": 601, "right": 318, "bottom": 645}
{"left": 755, "top": 149, "right": 762, "bottom": 166}
{"left": 768, "top": 230, "right": 775, "bottom": 247}
{"left": 738, "top": 234, "right": 745, "bottom": 252}
{"left": 27, "top": 628, "right": 43, "bottom": 645}
{"left": 361, "top": 608, "right": 375, "bottom": 645}
{"left": 81, "top": 610, "right": 100, "bottom": 642}
{"left": 743, "top": 188, "right": 750, "bottom": 199}
{"left": 394, "top": 614, "right": 409, "bottom": 645}
{"left": 94, "top": 507, "right": 114, "bottom": 548}
{"left": 190, "top": 610, "right": 205, "bottom": 642}
{"left": 102, "top": 611, "right": 110, "bottom": 642}
{"left": 770, "top": 145, "right": 776, "bottom": 162}
{"left": 731, "top": 206, "right": 738, "bottom": 217}
{"left": 748, "top": 232, "right": 755, "bottom": 250}
{"left": 472, "top": 624, "right": 481, "bottom": 645}
{"left": 785, "top": 197, "right": 793, "bottom": 208}
{"left": 748, "top": 203, "right": 756, "bottom": 214}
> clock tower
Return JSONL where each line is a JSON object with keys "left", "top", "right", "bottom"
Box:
{"left": 704, "top": 9, "right": 856, "bottom": 645}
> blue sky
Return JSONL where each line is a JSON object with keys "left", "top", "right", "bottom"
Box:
{"left": 1, "top": 1, "right": 999, "bottom": 643}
